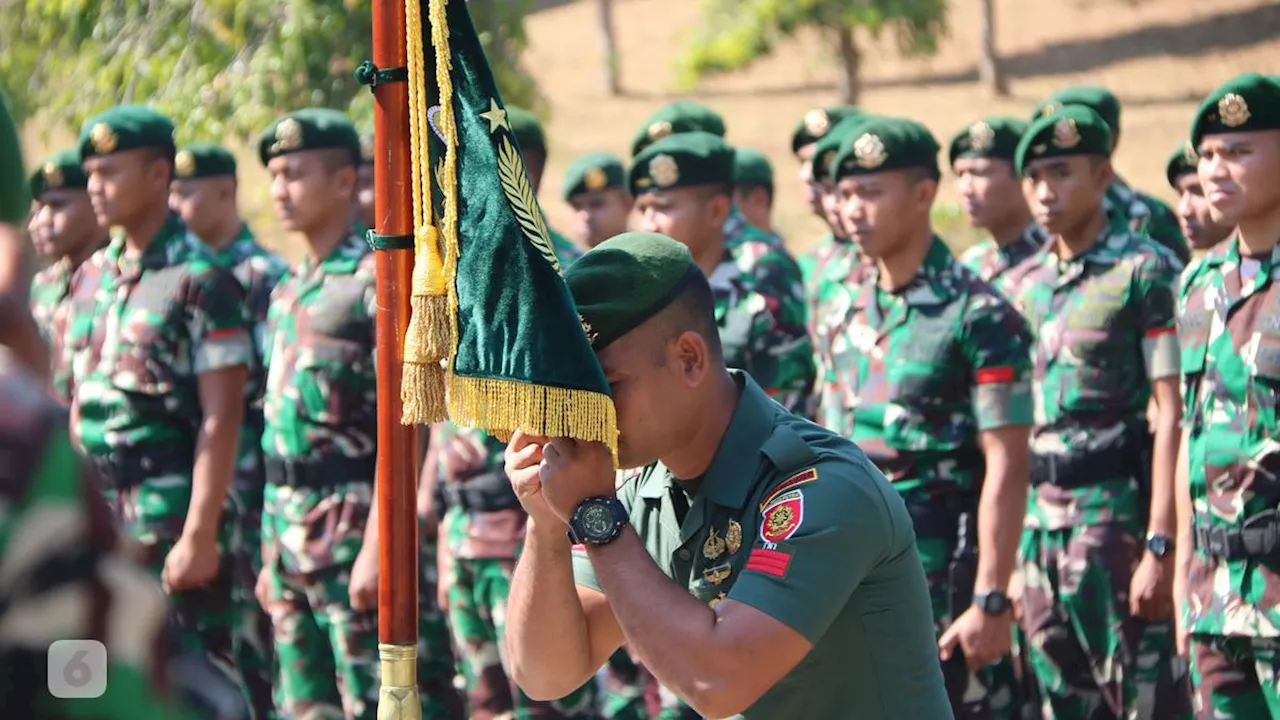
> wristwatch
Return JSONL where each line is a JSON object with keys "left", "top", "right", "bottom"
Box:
{"left": 567, "top": 496, "right": 629, "bottom": 546}
{"left": 973, "top": 590, "right": 1012, "bottom": 617}
{"left": 1146, "top": 533, "right": 1173, "bottom": 558}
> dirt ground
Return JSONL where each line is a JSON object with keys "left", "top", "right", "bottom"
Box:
{"left": 26, "top": 0, "right": 1280, "bottom": 262}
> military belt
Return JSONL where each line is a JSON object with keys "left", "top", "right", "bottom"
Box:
{"left": 440, "top": 470, "right": 521, "bottom": 513}
{"left": 1030, "top": 436, "right": 1145, "bottom": 490}
{"left": 1194, "top": 511, "right": 1280, "bottom": 560}
{"left": 264, "top": 455, "right": 375, "bottom": 489}
{"left": 91, "top": 444, "right": 195, "bottom": 491}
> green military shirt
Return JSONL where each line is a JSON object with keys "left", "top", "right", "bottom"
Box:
{"left": 74, "top": 214, "right": 254, "bottom": 542}
{"left": 796, "top": 232, "right": 836, "bottom": 287}
{"left": 1106, "top": 177, "right": 1189, "bottom": 263}
{"left": 261, "top": 232, "right": 377, "bottom": 574}
{"left": 1179, "top": 237, "right": 1280, "bottom": 638}
{"left": 813, "top": 238, "right": 1034, "bottom": 495}
{"left": 573, "top": 372, "right": 951, "bottom": 719}
{"left": 716, "top": 212, "right": 815, "bottom": 417}
{"left": 1004, "top": 230, "right": 1182, "bottom": 531}
{"left": 957, "top": 223, "right": 1048, "bottom": 300}
{"left": 724, "top": 204, "right": 784, "bottom": 251}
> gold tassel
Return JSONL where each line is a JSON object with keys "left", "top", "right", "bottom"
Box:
{"left": 447, "top": 375, "right": 619, "bottom": 464}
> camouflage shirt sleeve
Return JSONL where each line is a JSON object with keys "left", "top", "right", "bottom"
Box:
{"left": 744, "top": 248, "right": 816, "bottom": 417}
{"left": 1132, "top": 251, "right": 1181, "bottom": 382}
{"left": 184, "top": 263, "right": 253, "bottom": 375}
{"left": 1141, "top": 194, "right": 1191, "bottom": 264}
{"left": 960, "top": 289, "right": 1034, "bottom": 430}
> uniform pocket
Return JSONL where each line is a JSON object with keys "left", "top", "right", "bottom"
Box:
{"left": 296, "top": 340, "right": 374, "bottom": 427}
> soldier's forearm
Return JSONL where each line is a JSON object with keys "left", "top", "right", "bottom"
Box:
{"left": 975, "top": 461, "right": 1028, "bottom": 593}
{"left": 505, "top": 519, "right": 597, "bottom": 700}
{"left": 1148, "top": 392, "right": 1182, "bottom": 539}
{"left": 186, "top": 416, "right": 237, "bottom": 541}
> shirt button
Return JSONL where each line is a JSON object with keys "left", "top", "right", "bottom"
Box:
{"left": 677, "top": 549, "right": 692, "bottom": 561}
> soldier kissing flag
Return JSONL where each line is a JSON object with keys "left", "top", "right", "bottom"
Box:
{"left": 400, "top": 0, "right": 618, "bottom": 459}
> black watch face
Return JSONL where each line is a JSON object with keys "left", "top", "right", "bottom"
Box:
{"left": 980, "top": 593, "right": 1010, "bottom": 615}
{"left": 1149, "top": 535, "right": 1170, "bottom": 557}
{"left": 580, "top": 503, "right": 616, "bottom": 538}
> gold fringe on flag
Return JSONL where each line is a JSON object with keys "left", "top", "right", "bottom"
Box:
{"left": 399, "top": 0, "right": 451, "bottom": 424}
{"left": 448, "top": 377, "right": 619, "bottom": 462}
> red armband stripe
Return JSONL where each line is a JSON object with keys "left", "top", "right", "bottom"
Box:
{"left": 975, "top": 366, "right": 1015, "bottom": 385}
{"left": 206, "top": 328, "right": 242, "bottom": 340}
{"left": 745, "top": 548, "right": 792, "bottom": 577}
{"left": 1145, "top": 326, "right": 1176, "bottom": 338}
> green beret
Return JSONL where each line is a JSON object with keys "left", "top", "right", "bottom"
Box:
{"left": 1189, "top": 73, "right": 1280, "bottom": 148}
{"left": 732, "top": 147, "right": 773, "bottom": 188}
{"left": 78, "top": 105, "right": 175, "bottom": 160}
{"left": 29, "top": 149, "right": 88, "bottom": 199}
{"left": 1165, "top": 142, "right": 1199, "bottom": 189}
{"left": 810, "top": 115, "right": 879, "bottom": 184}
{"left": 790, "top": 105, "right": 862, "bottom": 155}
{"left": 832, "top": 116, "right": 940, "bottom": 180}
{"left": 563, "top": 231, "right": 702, "bottom": 350}
{"left": 562, "top": 151, "right": 625, "bottom": 200}
{"left": 0, "top": 93, "right": 25, "bottom": 224}
{"left": 948, "top": 116, "right": 1028, "bottom": 168}
{"left": 1015, "top": 105, "right": 1113, "bottom": 175}
{"left": 628, "top": 131, "right": 734, "bottom": 195}
{"left": 174, "top": 142, "right": 236, "bottom": 180}
{"left": 258, "top": 108, "right": 361, "bottom": 166}
{"left": 506, "top": 106, "right": 546, "bottom": 154}
{"left": 630, "top": 101, "right": 726, "bottom": 157}
{"left": 1033, "top": 85, "right": 1121, "bottom": 138}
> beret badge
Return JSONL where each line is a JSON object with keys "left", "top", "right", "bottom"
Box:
{"left": 174, "top": 150, "right": 197, "bottom": 178}
{"left": 649, "top": 154, "right": 680, "bottom": 188}
{"left": 583, "top": 166, "right": 608, "bottom": 192}
{"left": 853, "top": 133, "right": 887, "bottom": 170}
{"left": 1218, "top": 93, "right": 1251, "bottom": 128}
{"left": 968, "top": 121, "right": 995, "bottom": 152}
{"left": 90, "top": 123, "right": 119, "bottom": 155}
{"left": 804, "top": 109, "right": 831, "bottom": 138}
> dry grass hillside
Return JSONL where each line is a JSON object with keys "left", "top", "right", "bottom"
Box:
{"left": 24, "top": 0, "right": 1280, "bottom": 262}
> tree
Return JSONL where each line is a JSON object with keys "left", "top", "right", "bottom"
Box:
{"left": 677, "top": 0, "right": 947, "bottom": 105}
{"left": 598, "top": 0, "right": 622, "bottom": 95}
{"left": 0, "top": 0, "right": 541, "bottom": 142}
{"left": 978, "top": 0, "right": 1008, "bottom": 97}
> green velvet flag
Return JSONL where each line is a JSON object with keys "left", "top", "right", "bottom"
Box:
{"left": 400, "top": 0, "right": 617, "bottom": 457}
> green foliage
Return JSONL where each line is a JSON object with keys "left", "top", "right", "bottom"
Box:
{"left": 677, "top": 0, "right": 947, "bottom": 87}
{"left": 0, "top": 0, "right": 540, "bottom": 143}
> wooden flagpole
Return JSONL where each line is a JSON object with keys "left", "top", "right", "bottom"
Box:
{"left": 371, "top": 0, "right": 421, "bottom": 716}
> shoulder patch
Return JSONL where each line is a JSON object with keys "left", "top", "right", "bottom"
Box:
{"left": 760, "top": 490, "right": 804, "bottom": 543}
{"left": 759, "top": 467, "right": 817, "bottom": 511}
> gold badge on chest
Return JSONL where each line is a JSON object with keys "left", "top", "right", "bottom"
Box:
{"left": 725, "top": 520, "right": 742, "bottom": 555}
{"left": 702, "top": 562, "right": 732, "bottom": 585}
{"left": 703, "top": 526, "right": 726, "bottom": 560}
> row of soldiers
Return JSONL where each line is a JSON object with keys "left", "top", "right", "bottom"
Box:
{"left": 12, "top": 71, "right": 1280, "bottom": 720}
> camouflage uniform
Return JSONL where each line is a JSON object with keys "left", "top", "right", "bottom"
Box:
{"left": 1004, "top": 229, "right": 1190, "bottom": 719}
{"left": 0, "top": 350, "right": 208, "bottom": 720}
{"left": 73, "top": 214, "right": 255, "bottom": 702}
{"left": 29, "top": 244, "right": 106, "bottom": 404}
{"left": 260, "top": 232, "right": 458, "bottom": 719}
{"left": 208, "top": 224, "right": 287, "bottom": 719}
{"left": 957, "top": 224, "right": 1048, "bottom": 300}
{"left": 1106, "top": 177, "right": 1189, "bottom": 264}
{"left": 716, "top": 209, "right": 814, "bottom": 417}
{"left": 437, "top": 424, "right": 599, "bottom": 719}
{"left": 724, "top": 203, "right": 784, "bottom": 250}
{"left": 812, "top": 237, "right": 1033, "bottom": 719}
{"left": 797, "top": 231, "right": 837, "bottom": 287}
{"left": 1179, "top": 238, "right": 1280, "bottom": 718}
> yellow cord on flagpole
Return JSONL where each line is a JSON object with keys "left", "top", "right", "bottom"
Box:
{"left": 400, "top": 0, "right": 449, "bottom": 423}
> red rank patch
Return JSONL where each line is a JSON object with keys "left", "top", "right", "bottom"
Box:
{"left": 207, "top": 328, "right": 242, "bottom": 340}
{"left": 975, "top": 366, "right": 1015, "bottom": 384}
{"left": 1145, "top": 325, "right": 1176, "bottom": 338}
{"left": 760, "top": 492, "right": 804, "bottom": 543}
{"left": 745, "top": 548, "right": 792, "bottom": 578}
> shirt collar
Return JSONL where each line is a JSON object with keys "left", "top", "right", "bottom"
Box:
{"left": 300, "top": 230, "right": 368, "bottom": 276}
{"left": 637, "top": 370, "right": 776, "bottom": 511}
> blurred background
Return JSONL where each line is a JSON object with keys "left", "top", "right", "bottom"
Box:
{"left": 4, "top": 0, "right": 1277, "bottom": 260}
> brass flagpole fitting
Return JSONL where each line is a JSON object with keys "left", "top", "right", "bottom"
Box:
{"left": 377, "top": 642, "right": 422, "bottom": 720}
